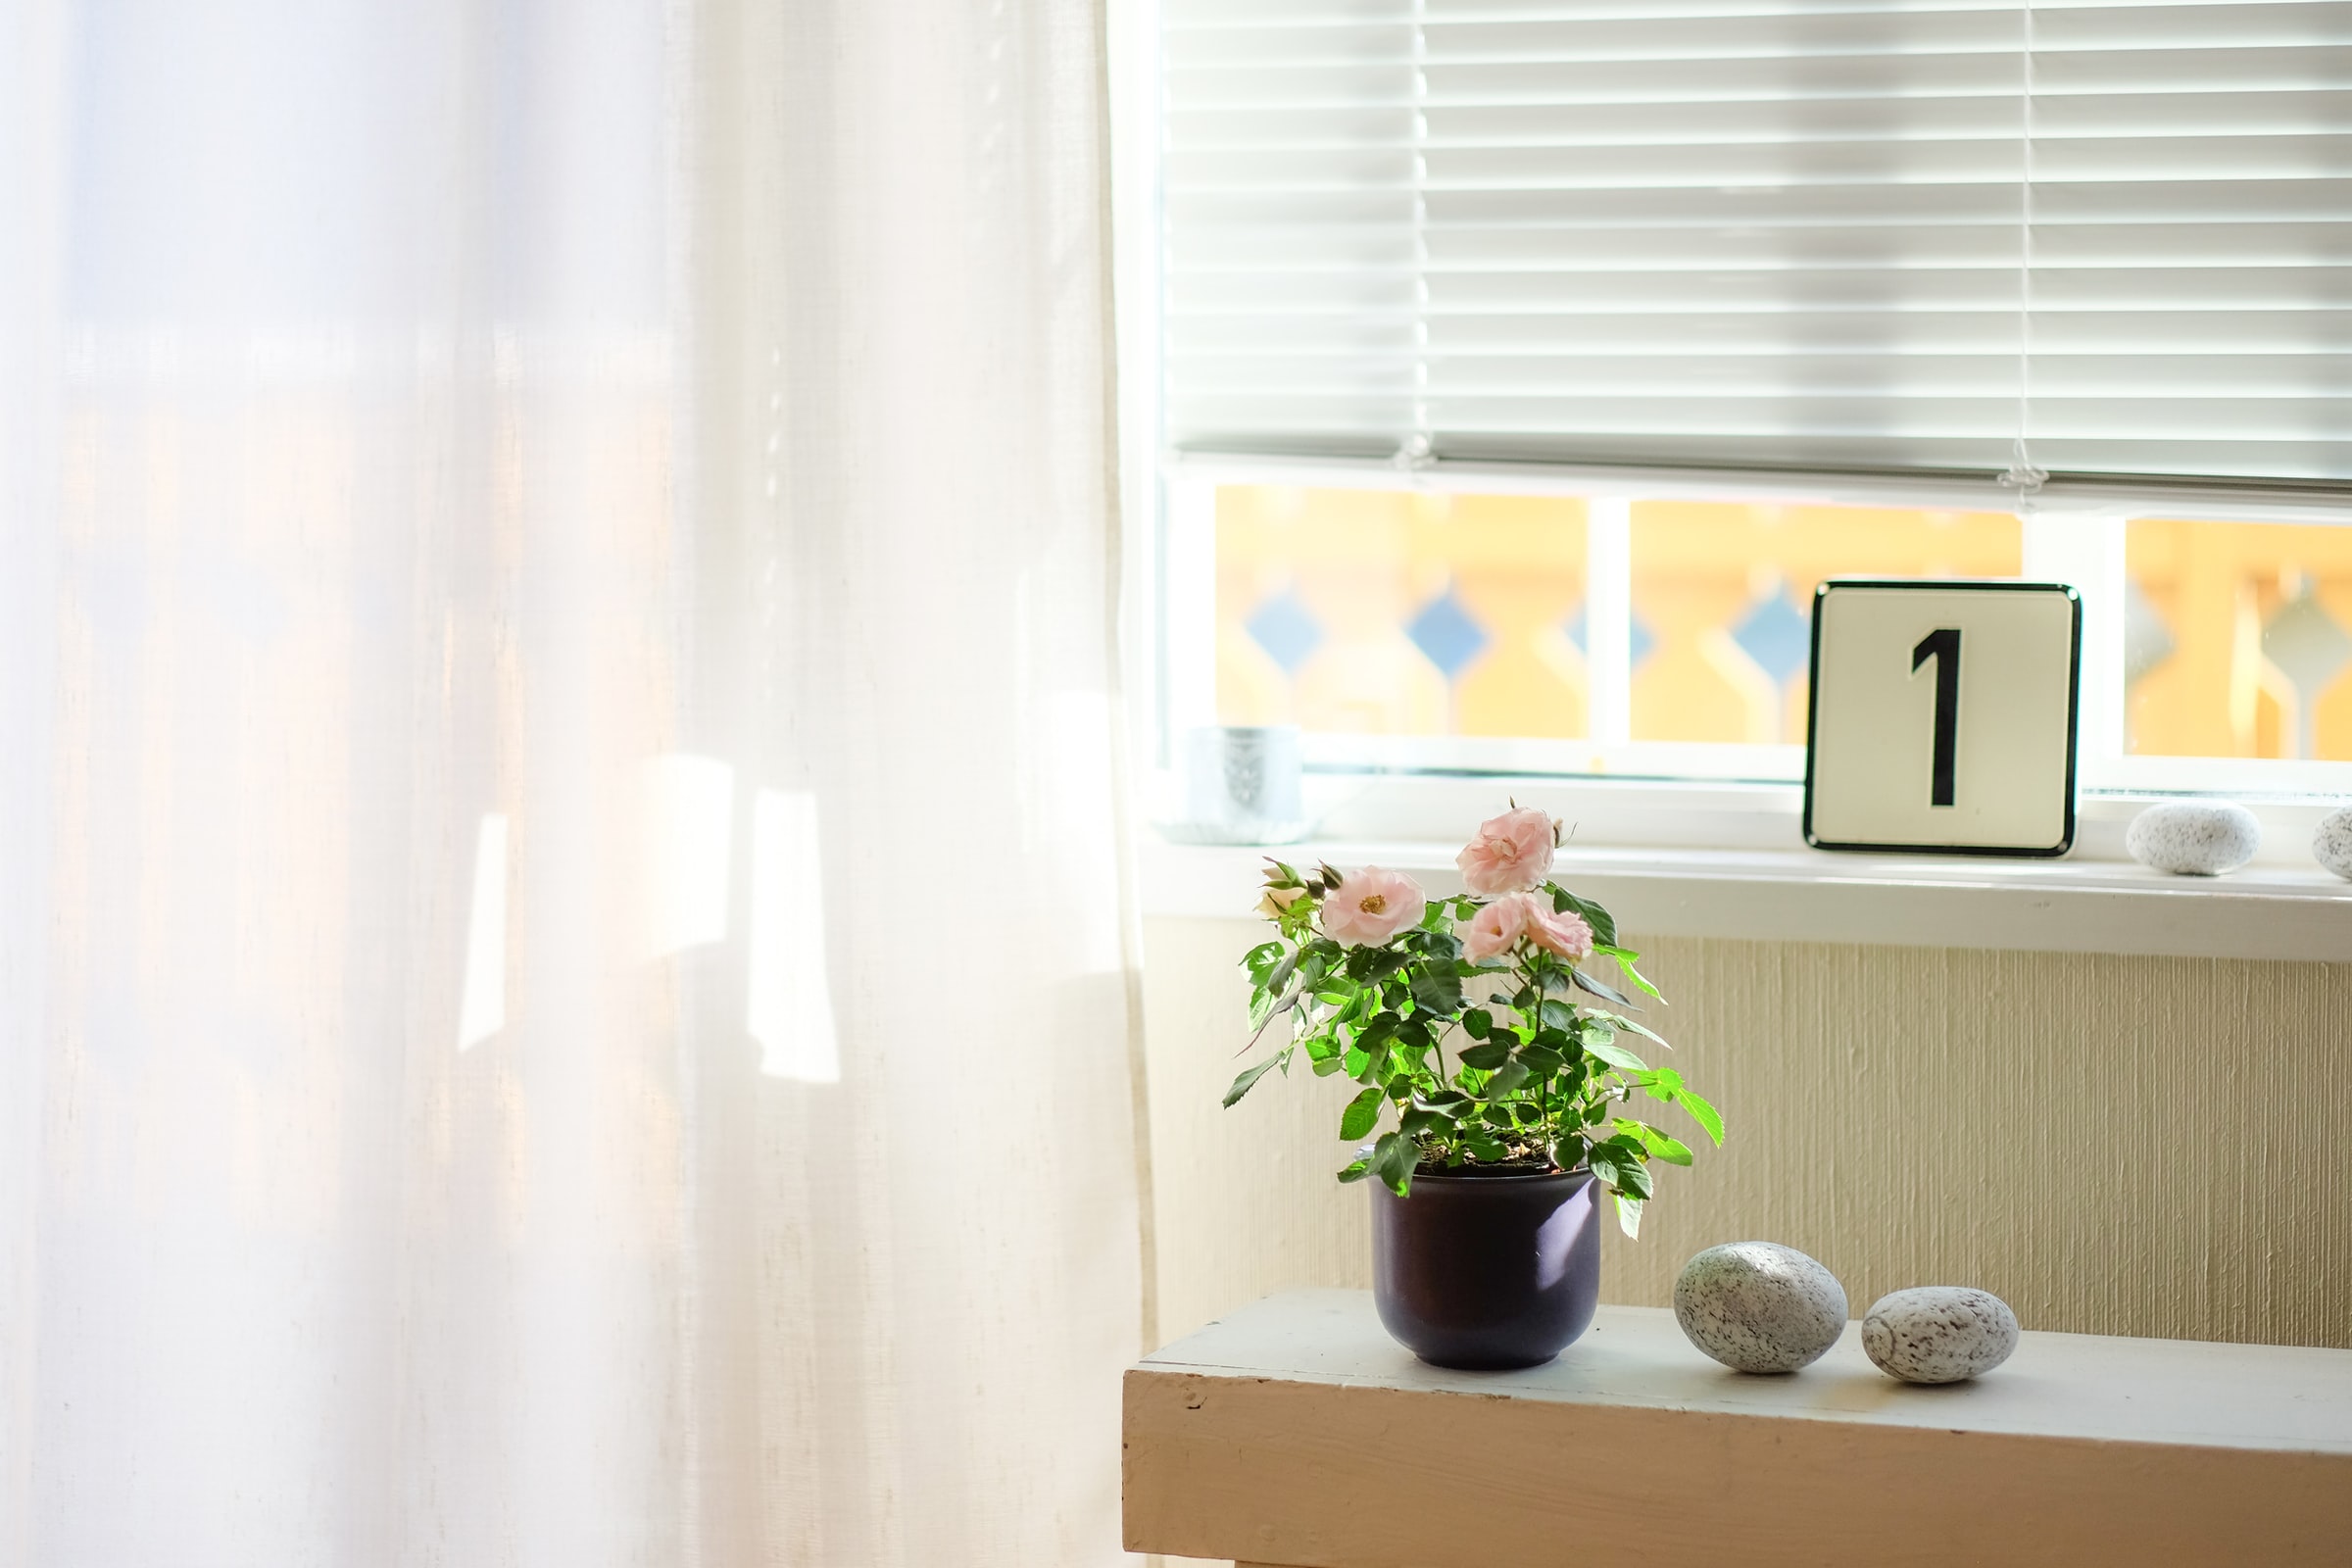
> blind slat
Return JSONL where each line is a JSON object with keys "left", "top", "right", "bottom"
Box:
{"left": 1161, "top": 1, "right": 2352, "bottom": 483}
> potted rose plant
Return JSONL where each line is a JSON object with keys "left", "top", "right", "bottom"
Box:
{"left": 1226, "top": 807, "right": 1723, "bottom": 1369}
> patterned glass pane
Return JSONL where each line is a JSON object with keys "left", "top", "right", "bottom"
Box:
{"left": 2126, "top": 518, "right": 2352, "bottom": 761}
{"left": 1629, "top": 502, "right": 2023, "bottom": 746}
{"left": 1216, "top": 486, "right": 1588, "bottom": 738}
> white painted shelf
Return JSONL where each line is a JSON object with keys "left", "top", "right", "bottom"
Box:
{"left": 1124, "top": 1289, "right": 2352, "bottom": 1568}
{"left": 1141, "top": 835, "right": 2352, "bottom": 962}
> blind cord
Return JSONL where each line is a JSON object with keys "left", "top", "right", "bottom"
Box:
{"left": 1398, "top": 0, "right": 1433, "bottom": 470}
{"left": 1999, "top": 0, "right": 2048, "bottom": 499}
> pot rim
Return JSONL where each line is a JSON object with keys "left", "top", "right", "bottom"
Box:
{"left": 1409, "top": 1162, "right": 1592, "bottom": 1184}
{"left": 1355, "top": 1149, "right": 1594, "bottom": 1187}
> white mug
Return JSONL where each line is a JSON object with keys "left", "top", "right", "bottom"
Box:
{"left": 1170, "top": 724, "right": 1306, "bottom": 845}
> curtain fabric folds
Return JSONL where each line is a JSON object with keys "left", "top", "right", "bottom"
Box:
{"left": 0, "top": 1, "right": 1143, "bottom": 1563}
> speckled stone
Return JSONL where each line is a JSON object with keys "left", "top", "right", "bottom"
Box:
{"left": 2316, "top": 808, "right": 2352, "bottom": 882}
{"left": 2126, "top": 801, "right": 2260, "bottom": 876}
{"left": 1672, "top": 1243, "right": 1848, "bottom": 1375}
{"left": 1862, "top": 1287, "right": 2020, "bottom": 1385}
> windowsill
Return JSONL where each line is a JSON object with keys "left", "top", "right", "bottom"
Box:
{"left": 1140, "top": 830, "right": 2352, "bottom": 962}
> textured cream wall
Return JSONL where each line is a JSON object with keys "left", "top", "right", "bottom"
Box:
{"left": 1142, "top": 915, "right": 2352, "bottom": 1352}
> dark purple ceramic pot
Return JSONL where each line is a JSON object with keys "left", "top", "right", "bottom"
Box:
{"left": 1369, "top": 1164, "right": 1601, "bottom": 1370}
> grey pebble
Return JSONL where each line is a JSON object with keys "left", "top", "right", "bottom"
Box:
{"left": 2126, "top": 801, "right": 2259, "bottom": 876}
{"left": 1673, "top": 1243, "right": 1847, "bottom": 1374}
{"left": 1861, "top": 1286, "right": 2019, "bottom": 1384}
{"left": 2316, "top": 808, "right": 2352, "bottom": 882}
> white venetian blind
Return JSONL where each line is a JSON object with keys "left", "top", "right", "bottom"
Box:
{"left": 1160, "top": 1, "right": 2352, "bottom": 486}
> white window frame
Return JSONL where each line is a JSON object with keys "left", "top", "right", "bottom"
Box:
{"left": 1151, "top": 450, "right": 2352, "bottom": 817}
{"left": 1105, "top": 0, "right": 2352, "bottom": 949}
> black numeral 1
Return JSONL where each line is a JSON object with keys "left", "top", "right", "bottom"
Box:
{"left": 1911, "top": 628, "right": 1961, "bottom": 808}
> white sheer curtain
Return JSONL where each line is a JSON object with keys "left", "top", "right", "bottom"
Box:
{"left": 0, "top": 1, "right": 1143, "bottom": 1563}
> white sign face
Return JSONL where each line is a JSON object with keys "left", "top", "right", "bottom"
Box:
{"left": 1804, "top": 580, "right": 2081, "bottom": 857}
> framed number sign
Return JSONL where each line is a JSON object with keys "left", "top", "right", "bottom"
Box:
{"left": 1803, "top": 579, "right": 2082, "bottom": 857}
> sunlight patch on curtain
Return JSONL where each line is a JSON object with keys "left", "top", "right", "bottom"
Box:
{"left": 748, "top": 787, "right": 840, "bottom": 1083}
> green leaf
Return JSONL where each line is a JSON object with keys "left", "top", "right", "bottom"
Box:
{"left": 1224, "top": 1056, "right": 1281, "bottom": 1107}
{"left": 1586, "top": 1008, "right": 1671, "bottom": 1051}
{"left": 1399, "top": 1106, "right": 1454, "bottom": 1140}
{"left": 1336, "top": 1157, "right": 1371, "bottom": 1184}
{"left": 1613, "top": 1193, "right": 1644, "bottom": 1239}
{"left": 1369, "top": 1131, "right": 1418, "bottom": 1196}
{"left": 1550, "top": 1136, "right": 1588, "bottom": 1171}
{"left": 1586, "top": 1037, "right": 1647, "bottom": 1073}
{"left": 1674, "top": 1088, "right": 1726, "bottom": 1146}
{"left": 1459, "top": 1008, "right": 1493, "bottom": 1041}
{"left": 1551, "top": 889, "right": 1618, "bottom": 949}
{"left": 1567, "top": 967, "right": 1634, "bottom": 1008}
{"left": 1537, "top": 998, "right": 1577, "bottom": 1032}
{"left": 1247, "top": 979, "right": 1303, "bottom": 1037}
{"left": 1612, "top": 1158, "right": 1655, "bottom": 1200}
{"left": 1595, "top": 943, "right": 1664, "bottom": 1001}
{"left": 1487, "top": 1057, "right": 1532, "bottom": 1101}
{"left": 1630, "top": 1123, "right": 1693, "bottom": 1165}
{"left": 1338, "top": 1087, "right": 1384, "bottom": 1142}
{"left": 1457, "top": 1039, "right": 1511, "bottom": 1071}
{"left": 1518, "top": 1045, "right": 1565, "bottom": 1077}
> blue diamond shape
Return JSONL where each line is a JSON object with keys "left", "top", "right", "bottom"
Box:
{"left": 1732, "top": 593, "right": 1811, "bottom": 686}
{"left": 2125, "top": 578, "right": 2177, "bottom": 686}
{"left": 1407, "top": 588, "right": 1489, "bottom": 679}
{"left": 1563, "top": 607, "right": 1655, "bottom": 669}
{"left": 2263, "top": 590, "right": 2352, "bottom": 696}
{"left": 1246, "top": 590, "right": 1323, "bottom": 674}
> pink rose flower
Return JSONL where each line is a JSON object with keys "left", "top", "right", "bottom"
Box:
{"left": 1525, "top": 901, "right": 1594, "bottom": 963}
{"left": 1456, "top": 807, "right": 1556, "bottom": 896}
{"left": 1320, "top": 866, "right": 1426, "bottom": 948}
{"left": 1254, "top": 884, "right": 1308, "bottom": 921}
{"left": 1460, "top": 892, "right": 1534, "bottom": 962}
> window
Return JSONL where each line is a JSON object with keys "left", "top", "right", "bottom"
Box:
{"left": 2126, "top": 516, "right": 2352, "bottom": 763}
{"left": 1127, "top": 1, "right": 2352, "bottom": 822}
